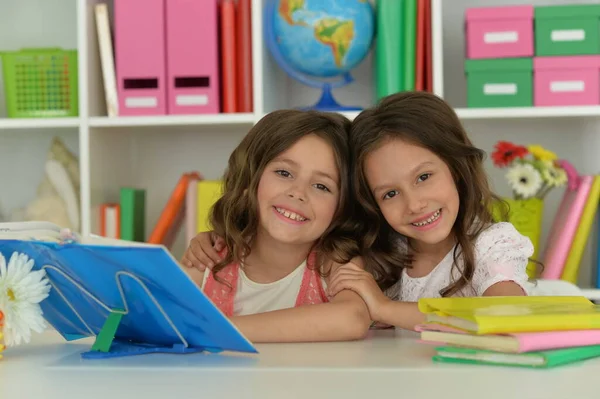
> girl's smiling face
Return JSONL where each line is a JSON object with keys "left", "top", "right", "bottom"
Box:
{"left": 365, "top": 138, "right": 459, "bottom": 252}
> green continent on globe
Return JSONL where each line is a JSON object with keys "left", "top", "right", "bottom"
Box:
{"left": 314, "top": 18, "right": 354, "bottom": 67}
{"left": 279, "top": 0, "right": 306, "bottom": 26}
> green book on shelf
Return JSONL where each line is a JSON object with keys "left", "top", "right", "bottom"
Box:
{"left": 375, "top": 0, "right": 404, "bottom": 100}
{"left": 433, "top": 345, "right": 600, "bottom": 369}
{"left": 402, "top": 0, "right": 417, "bottom": 91}
{"left": 120, "top": 187, "right": 146, "bottom": 242}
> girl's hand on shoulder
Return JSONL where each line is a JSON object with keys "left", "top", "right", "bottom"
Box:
{"left": 181, "top": 231, "right": 225, "bottom": 271}
{"left": 327, "top": 261, "right": 390, "bottom": 322}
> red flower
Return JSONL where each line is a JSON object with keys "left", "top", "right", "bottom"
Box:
{"left": 492, "top": 141, "right": 528, "bottom": 167}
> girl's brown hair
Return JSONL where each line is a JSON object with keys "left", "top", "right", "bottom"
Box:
{"left": 350, "top": 91, "right": 504, "bottom": 296}
{"left": 209, "top": 109, "right": 359, "bottom": 283}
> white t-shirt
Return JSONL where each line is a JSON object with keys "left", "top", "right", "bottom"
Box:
{"left": 202, "top": 260, "right": 328, "bottom": 316}
{"left": 385, "top": 222, "right": 534, "bottom": 301}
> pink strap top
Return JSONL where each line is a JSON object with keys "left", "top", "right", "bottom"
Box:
{"left": 203, "top": 251, "right": 329, "bottom": 317}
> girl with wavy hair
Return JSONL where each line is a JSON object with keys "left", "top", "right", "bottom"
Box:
{"left": 327, "top": 91, "right": 533, "bottom": 330}
{"left": 184, "top": 109, "right": 370, "bottom": 342}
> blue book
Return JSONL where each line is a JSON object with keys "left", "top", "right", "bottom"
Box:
{"left": 0, "top": 222, "right": 257, "bottom": 358}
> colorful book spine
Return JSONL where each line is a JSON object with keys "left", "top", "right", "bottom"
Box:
{"left": 120, "top": 187, "right": 146, "bottom": 242}
{"left": 375, "top": 0, "right": 404, "bottom": 99}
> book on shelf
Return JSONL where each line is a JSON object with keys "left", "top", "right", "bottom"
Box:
{"left": 0, "top": 220, "right": 257, "bottom": 358}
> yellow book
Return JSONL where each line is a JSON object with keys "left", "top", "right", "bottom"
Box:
{"left": 196, "top": 180, "right": 223, "bottom": 233}
{"left": 418, "top": 296, "right": 596, "bottom": 334}
{"left": 561, "top": 175, "right": 600, "bottom": 283}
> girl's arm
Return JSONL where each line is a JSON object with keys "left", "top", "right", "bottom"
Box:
{"left": 230, "top": 289, "right": 372, "bottom": 342}
{"left": 184, "top": 257, "right": 371, "bottom": 342}
{"left": 327, "top": 263, "right": 425, "bottom": 331}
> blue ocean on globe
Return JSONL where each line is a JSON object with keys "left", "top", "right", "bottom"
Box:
{"left": 271, "top": 0, "right": 375, "bottom": 78}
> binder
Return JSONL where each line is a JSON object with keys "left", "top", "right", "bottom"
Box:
{"left": 0, "top": 239, "right": 257, "bottom": 358}
{"left": 165, "top": 0, "right": 220, "bottom": 114}
{"left": 115, "top": 0, "right": 166, "bottom": 115}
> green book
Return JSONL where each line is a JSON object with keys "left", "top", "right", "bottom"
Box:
{"left": 402, "top": 0, "right": 417, "bottom": 91}
{"left": 433, "top": 345, "right": 600, "bottom": 369}
{"left": 120, "top": 187, "right": 146, "bottom": 242}
{"left": 375, "top": 0, "right": 404, "bottom": 100}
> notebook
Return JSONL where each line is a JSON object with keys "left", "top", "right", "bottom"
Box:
{"left": 0, "top": 221, "right": 257, "bottom": 358}
{"left": 433, "top": 345, "right": 600, "bottom": 368}
{"left": 420, "top": 329, "right": 600, "bottom": 353}
{"left": 418, "top": 296, "right": 596, "bottom": 334}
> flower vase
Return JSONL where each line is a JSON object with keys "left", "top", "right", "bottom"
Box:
{"left": 492, "top": 198, "right": 544, "bottom": 278}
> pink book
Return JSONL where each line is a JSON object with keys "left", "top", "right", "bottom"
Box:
{"left": 115, "top": 0, "right": 166, "bottom": 115}
{"left": 418, "top": 323, "right": 600, "bottom": 353}
{"left": 165, "top": 0, "right": 220, "bottom": 114}
{"left": 541, "top": 161, "right": 593, "bottom": 279}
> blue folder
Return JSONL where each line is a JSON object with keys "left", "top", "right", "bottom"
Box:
{"left": 0, "top": 239, "right": 257, "bottom": 358}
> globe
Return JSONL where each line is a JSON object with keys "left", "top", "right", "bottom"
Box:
{"left": 264, "top": 0, "right": 375, "bottom": 111}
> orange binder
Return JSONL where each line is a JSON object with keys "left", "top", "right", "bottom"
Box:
{"left": 148, "top": 172, "right": 201, "bottom": 247}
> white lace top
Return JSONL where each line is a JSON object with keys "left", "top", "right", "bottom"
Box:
{"left": 385, "top": 222, "right": 534, "bottom": 301}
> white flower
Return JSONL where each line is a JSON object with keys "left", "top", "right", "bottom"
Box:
{"left": 506, "top": 163, "right": 543, "bottom": 199}
{"left": 540, "top": 161, "right": 567, "bottom": 187}
{"left": 0, "top": 252, "right": 51, "bottom": 346}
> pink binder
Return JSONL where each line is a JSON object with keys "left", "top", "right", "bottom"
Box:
{"left": 115, "top": 0, "right": 166, "bottom": 115}
{"left": 165, "top": 0, "right": 220, "bottom": 114}
{"left": 541, "top": 161, "right": 593, "bottom": 279}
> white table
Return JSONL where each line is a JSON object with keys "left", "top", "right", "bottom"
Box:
{"left": 1, "top": 329, "right": 599, "bottom": 399}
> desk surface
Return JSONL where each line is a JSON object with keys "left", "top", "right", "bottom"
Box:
{"left": 1, "top": 329, "right": 599, "bottom": 399}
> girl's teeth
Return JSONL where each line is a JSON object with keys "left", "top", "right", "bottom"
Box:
{"left": 412, "top": 210, "right": 441, "bottom": 227}
{"left": 276, "top": 207, "right": 306, "bottom": 222}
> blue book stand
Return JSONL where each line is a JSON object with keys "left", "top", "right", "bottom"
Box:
{"left": 0, "top": 239, "right": 257, "bottom": 359}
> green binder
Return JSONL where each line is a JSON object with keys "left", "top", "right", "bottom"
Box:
{"left": 402, "top": 0, "right": 417, "bottom": 91}
{"left": 375, "top": 0, "right": 404, "bottom": 100}
{"left": 433, "top": 345, "right": 600, "bottom": 368}
{"left": 120, "top": 187, "right": 146, "bottom": 242}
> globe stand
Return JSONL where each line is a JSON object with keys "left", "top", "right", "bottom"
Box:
{"left": 304, "top": 82, "right": 362, "bottom": 112}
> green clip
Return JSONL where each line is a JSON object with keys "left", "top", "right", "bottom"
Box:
{"left": 91, "top": 310, "right": 124, "bottom": 353}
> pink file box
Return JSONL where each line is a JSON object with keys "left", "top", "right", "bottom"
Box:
{"left": 115, "top": 0, "right": 166, "bottom": 115}
{"left": 166, "top": 0, "right": 220, "bottom": 114}
{"left": 465, "top": 5, "right": 534, "bottom": 59}
{"left": 534, "top": 56, "right": 600, "bottom": 106}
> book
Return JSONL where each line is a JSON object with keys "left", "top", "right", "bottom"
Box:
{"left": 120, "top": 187, "right": 145, "bottom": 242}
{"left": 561, "top": 174, "right": 600, "bottom": 283}
{"left": 420, "top": 329, "right": 600, "bottom": 353}
{"left": 197, "top": 180, "right": 223, "bottom": 232}
{"left": 0, "top": 221, "right": 257, "bottom": 358}
{"left": 433, "top": 345, "right": 600, "bottom": 368}
{"left": 375, "top": 0, "right": 404, "bottom": 99}
{"left": 94, "top": 3, "right": 119, "bottom": 117}
{"left": 418, "top": 296, "right": 596, "bottom": 334}
{"left": 541, "top": 163, "right": 593, "bottom": 279}
{"left": 148, "top": 172, "right": 200, "bottom": 248}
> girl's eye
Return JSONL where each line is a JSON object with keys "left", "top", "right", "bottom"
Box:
{"left": 314, "top": 183, "right": 330, "bottom": 192}
{"left": 275, "top": 169, "right": 291, "bottom": 178}
{"left": 417, "top": 173, "right": 431, "bottom": 183}
{"left": 383, "top": 190, "right": 399, "bottom": 200}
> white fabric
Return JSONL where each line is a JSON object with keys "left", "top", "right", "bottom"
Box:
{"left": 202, "top": 259, "right": 328, "bottom": 316}
{"left": 385, "top": 222, "right": 534, "bottom": 301}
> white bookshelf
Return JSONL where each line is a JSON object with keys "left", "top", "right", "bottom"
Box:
{"left": 1, "top": 0, "right": 599, "bottom": 296}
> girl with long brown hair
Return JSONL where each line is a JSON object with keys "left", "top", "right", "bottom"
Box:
{"left": 327, "top": 91, "right": 533, "bottom": 330}
{"left": 183, "top": 109, "right": 371, "bottom": 342}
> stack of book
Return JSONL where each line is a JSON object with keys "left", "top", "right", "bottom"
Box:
{"left": 417, "top": 296, "right": 600, "bottom": 368}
